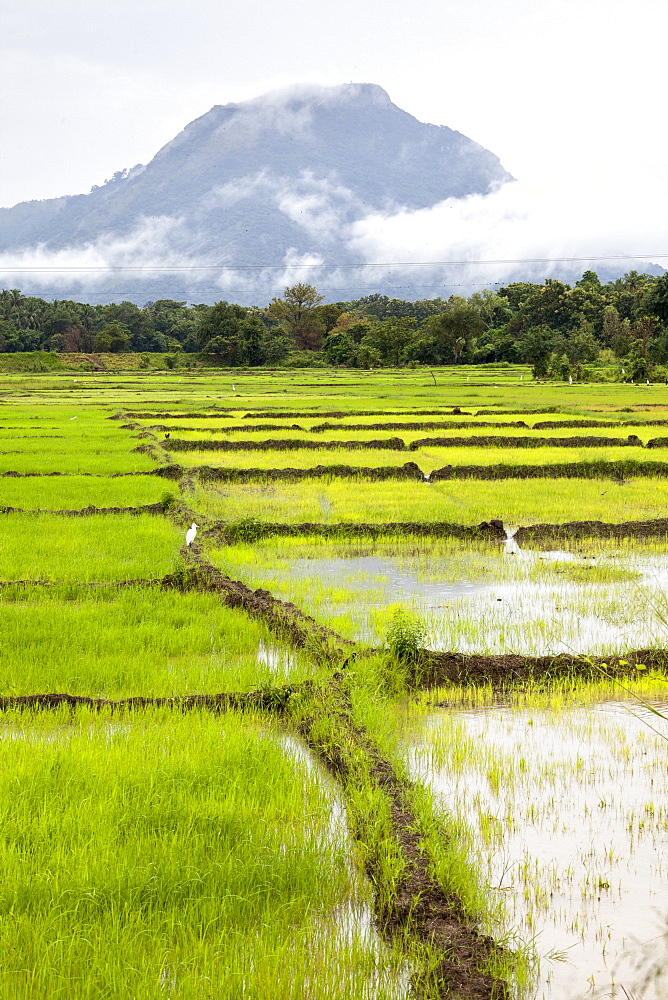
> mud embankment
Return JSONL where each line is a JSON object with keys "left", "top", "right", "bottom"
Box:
{"left": 241, "top": 408, "right": 474, "bottom": 420}
{"left": 414, "top": 648, "right": 668, "bottom": 689}
{"left": 192, "top": 461, "right": 426, "bottom": 482}
{"left": 311, "top": 420, "right": 528, "bottom": 432}
{"left": 514, "top": 517, "right": 668, "bottom": 541}
{"left": 409, "top": 435, "right": 641, "bottom": 449}
{"left": 6, "top": 459, "right": 668, "bottom": 483}
{"left": 429, "top": 459, "right": 668, "bottom": 480}
{"left": 0, "top": 685, "right": 310, "bottom": 714}
{"left": 163, "top": 434, "right": 644, "bottom": 452}
{"left": 164, "top": 437, "right": 407, "bottom": 452}
{"left": 149, "top": 423, "right": 307, "bottom": 433}
{"left": 164, "top": 551, "right": 354, "bottom": 659}
{"left": 204, "top": 519, "right": 507, "bottom": 543}
{"left": 533, "top": 418, "right": 668, "bottom": 429}
{"left": 113, "top": 410, "right": 235, "bottom": 419}
{"left": 297, "top": 681, "right": 508, "bottom": 1000}
{"left": 206, "top": 515, "right": 668, "bottom": 542}
{"left": 0, "top": 502, "right": 166, "bottom": 516}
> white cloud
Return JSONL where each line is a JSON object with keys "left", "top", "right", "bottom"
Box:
{"left": 205, "top": 168, "right": 361, "bottom": 241}
{"left": 0, "top": 216, "right": 191, "bottom": 292}
{"left": 347, "top": 169, "right": 668, "bottom": 289}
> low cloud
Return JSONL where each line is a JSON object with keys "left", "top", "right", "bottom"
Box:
{"left": 347, "top": 168, "right": 668, "bottom": 290}
{"left": 206, "top": 169, "right": 362, "bottom": 241}
{"left": 1, "top": 161, "right": 665, "bottom": 305}
{"left": 0, "top": 215, "right": 192, "bottom": 294}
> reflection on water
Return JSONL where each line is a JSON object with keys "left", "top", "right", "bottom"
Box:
{"left": 257, "top": 640, "right": 296, "bottom": 678}
{"left": 281, "top": 735, "right": 411, "bottom": 997}
{"left": 262, "top": 538, "right": 668, "bottom": 654}
{"left": 406, "top": 701, "right": 668, "bottom": 999}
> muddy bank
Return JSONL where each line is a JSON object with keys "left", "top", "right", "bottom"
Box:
{"left": 206, "top": 515, "right": 668, "bottom": 542}
{"left": 164, "top": 434, "right": 644, "bottom": 453}
{"left": 413, "top": 648, "right": 668, "bottom": 688}
{"left": 131, "top": 442, "right": 168, "bottom": 462}
{"left": 114, "top": 410, "right": 235, "bottom": 419}
{"left": 514, "top": 517, "right": 668, "bottom": 541}
{"left": 164, "top": 437, "right": 407, "bottom": 452}
{"left": 165, "top": 458, "right": 668, "bottom": 484}
{"left": 410, "top": 435, "right": 640, "bottom": 449}
{"left": 312, "top": 420, "right": 528, "bottom": 432}
{"left": 150, "top": 423, "right": 306, "bottom": 433}
{"left": 474, "top": 408, "right": 558, "bottom": 415}
{"left": 163, "top": 552, "right": 353, "bottom": 659}
{"left": 241, "top": 408, "right": 473, "bottom": 420}
{"left": 429, "top": 459, "right": 668, "bottom": 480}
{"left": 297, "top": 681, "right": 508, "bottom": 1000}
{"left": 0, "top": 684, "right": 312, "bottom": 714}
{"left": 532, "top": 418, "right": 668, "bottom": 429}
{"left": 0, "top": 578, "right": 161, "bottom": 589}
{"left": 205, "top": 519, "right": 507, "bottom": 543}
{"left": 192, "top": 461, "right": 426, "bottom": 483}
{"left": 0, "top": 502, "right": 167, "bottom": 516}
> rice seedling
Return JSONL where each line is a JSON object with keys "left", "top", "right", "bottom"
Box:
{"left": 187, "top": 476, "right": 668, "bottom": 525}
{"left": 0, "top": 709, "right": 408, "bottom": 999}
{"left": 0, "top": 475, "right": 166, "bottom": 510}
{"left": 206, "top": 534, "right": 668, "bottom": 654}
{"left": 0, "top": 586, "right": 320, "bottom": 696}
{"left": 401, "top": 694, "right": 668, "bottom": 999}
{"left": 0, "top": 514, "right": 181, "bottom": 582}
{"left": 3, "top": 367, "right": 668, "bottom": 998}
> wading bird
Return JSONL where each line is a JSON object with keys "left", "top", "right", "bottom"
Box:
{"left": 185, "top": 523, "right": 198, "bottom": 546}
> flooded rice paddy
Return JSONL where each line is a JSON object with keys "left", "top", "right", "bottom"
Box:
{"left": 218, "top": 536, "right": 668, "bottom": 654}
{"left": 283, "top": 735, "right": 411, "bottom": 998}
{"left": 405, "top": 698, "right": 668, "bottom": 999}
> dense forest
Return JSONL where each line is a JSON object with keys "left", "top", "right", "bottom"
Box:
{"left": 2, "top": 270, "right": 668, "bottom": 380}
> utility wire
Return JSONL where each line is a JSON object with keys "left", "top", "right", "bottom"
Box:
{"left": 0, "top": 253, "right": 666, "bottom": 273}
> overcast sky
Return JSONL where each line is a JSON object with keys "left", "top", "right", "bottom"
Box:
{"left": 1, "top": 0, "right": 667, "bottom": 284}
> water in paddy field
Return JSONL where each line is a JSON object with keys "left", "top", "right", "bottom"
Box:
{"left": 268, "top": 537, "right": 668, "bottom": 654}
{"left": 406, "top": 701, "right": 668, "bottom": 1000}
{"left": 281, "top": 735, "right": 412, "bottom": 997}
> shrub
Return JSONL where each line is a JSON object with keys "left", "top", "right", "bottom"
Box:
{"left": 385, "top": 607, "right": 426, "bottom": 661}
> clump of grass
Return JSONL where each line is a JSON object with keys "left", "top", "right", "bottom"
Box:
{"left": 0, "top": 709, "right": 405, "bottom": 999}
{"left": 159, "top": 488, "right": 178, "bottom": 510}
{"left": 386, "top": 606, "right": 427, "bottom": 661}
{"left": 225, "top": 515, "right": 265, "bottom": 542}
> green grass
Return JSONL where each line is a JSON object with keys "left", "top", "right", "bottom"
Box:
{"left": 0, "top": 475, "right": 166, "bottom": 510}
{"left": 0, "top": 587, "right": 318, "bottom": 696}
{"left": 0, "top": 709, "right": 405, "bottom": 999}
{"left": 0, "top": 514, "right": 182, "bottom": 582}
{"left": 187, "top": 476, "right": 668, "bottom": 525}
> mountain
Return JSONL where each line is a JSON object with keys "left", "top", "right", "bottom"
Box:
{"left": 0, "top": 84, "right": 516, "bottom": 304}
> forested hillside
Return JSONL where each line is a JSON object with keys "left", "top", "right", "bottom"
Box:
{"left": 2, "top": 268, "right": 668, "bottom": 380}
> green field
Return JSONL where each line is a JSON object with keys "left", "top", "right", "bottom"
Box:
{"left": 1, "top": 365, "right": 668, "bottom": 1000}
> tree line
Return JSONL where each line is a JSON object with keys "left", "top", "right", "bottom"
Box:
{"left": 2, "top": 270, "right": 668, "bottom": 379}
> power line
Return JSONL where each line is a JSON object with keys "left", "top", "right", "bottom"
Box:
{"left": 0, "top": 253, "right": 666, "bottom": 273}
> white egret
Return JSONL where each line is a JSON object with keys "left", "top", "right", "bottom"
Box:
{"left": 185, "top": 523, "right": 198, "bottom": 546}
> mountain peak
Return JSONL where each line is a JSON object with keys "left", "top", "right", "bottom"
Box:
{"left": 0, "top": 83, "right": 514, "bottom": 304}
{"left": 227, "top": 81, "right": 394, "bottom": 113}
